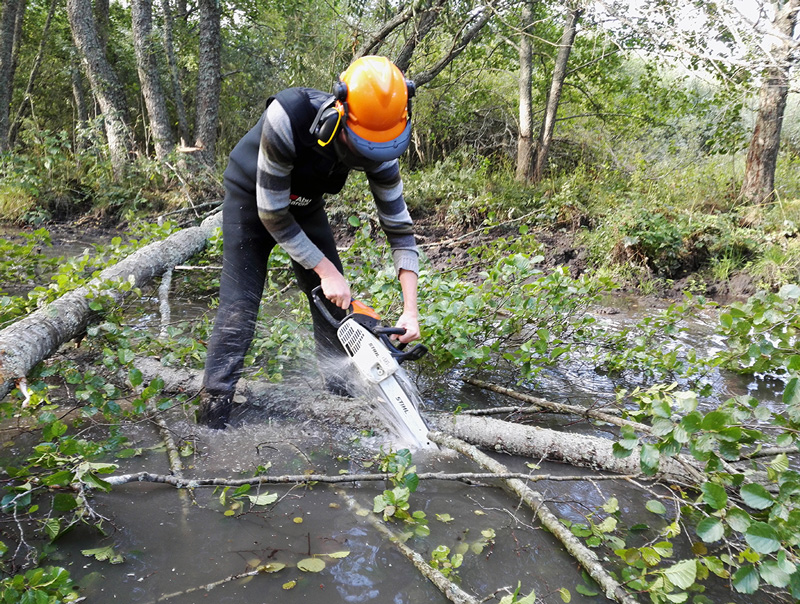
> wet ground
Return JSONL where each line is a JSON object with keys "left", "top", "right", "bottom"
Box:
{"left": 0, "top": 223, "right": 789, "bottom": 604}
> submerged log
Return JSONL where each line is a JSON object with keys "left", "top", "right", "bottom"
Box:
{"left": 0, "top": 212, "right": 222, "bottom": 400}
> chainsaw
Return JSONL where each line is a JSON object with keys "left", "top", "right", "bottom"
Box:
{"left": 311, "top": 286, "right": 435, "bottom": 449}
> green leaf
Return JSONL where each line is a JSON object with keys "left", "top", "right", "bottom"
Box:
{"left": 663, "top": 559, "right": 696, "bottom": 590}
{"left": 247, "top": 492, "right": 278, "bottom": 506}
{"left": 740, "top": 483, "right": 774, "bottom": 510}
{"left": 701, "top": 482, "right": 728, "bottom": 510}
{"left": 732, "top": 564, "right": 760, "bottom": 594}
{"left": 326, "top": 551, "right": 350, "bottom": 559}
{"left": 725, "top": 508, "right": 752, "bottom": 533}
{"left": 759, "top": 560, "right": 791, "bottom": 588}
{"left": 348, "top": 216, "right": 361, "bottom": 227}
{"left": 700, "top": 411, "right": 727, "bottom": 431}
{"left": 745, "top": 522, "right": 780, "bottom": 554}
{"left": 695, "top": 517, "right": 724, "bottom": 543}
{"left": 639, "top": 443, "right": 660, "bottom": 475}
{"left": 784, "top": 378, "right": 800, "bottom": 407}
{"left": 645, "top": 500, "right": 667, "bottom": 515}
{"left": 297, "top": 557, "right": 326, "bottom": 572}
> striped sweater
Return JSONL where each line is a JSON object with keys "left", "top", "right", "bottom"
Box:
{"left": 255, "top": 88, "right": 419, "bottom": 275}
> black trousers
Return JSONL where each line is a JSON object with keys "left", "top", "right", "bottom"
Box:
{"left": 202, "top": 182, "right": 347, "bottom": 397}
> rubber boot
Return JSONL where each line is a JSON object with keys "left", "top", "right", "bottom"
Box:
{"left": 197, "top": 392, "right": 234, "bottom": 429}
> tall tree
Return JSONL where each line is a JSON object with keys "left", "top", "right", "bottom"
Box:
{"left": 740, "top": 0, "right": 799, "bottom": 205}
{"left": 159, "top": 0, "right": 190, "bottom": 146}
{"left": 516, "top": 0, "right": 535, "bottom": 182}
{"left": 0, "top": 0, "right": 24, "bottom": 151}
{"left": 532, "top": 3, "right": 583, "bottom": 182}
{"left": 9, "top": 0, "right": 59, "bottom": 146}
{"left": 193, "top": 0, "right": 221, "bottom": 165}
{"left": 67, "top": 0, "right": 134, "bottom": 176}
{"left": 131, "top": 0, "right": 174, "bottom": 159}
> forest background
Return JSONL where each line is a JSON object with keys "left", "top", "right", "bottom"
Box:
{"left": 0, "top": 0, "right": 799, "bottom": 295}
{"left": 2, "top": 0, "right": 800, "bottom": 603}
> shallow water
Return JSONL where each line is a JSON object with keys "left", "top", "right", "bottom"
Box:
{"left": 1, "top": 232, "right": 785, "bottom": 603}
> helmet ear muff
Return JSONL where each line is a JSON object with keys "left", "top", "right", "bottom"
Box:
{"left": 310, "top": 96, "right": 346, "bottom": 147}
{"left": 333, "top": 80, "right": 348, "bottom": 102}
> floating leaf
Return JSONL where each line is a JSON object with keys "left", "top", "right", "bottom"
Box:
{"left": 297, "top": 558, "right": 326, "bottom": 572}
{"left": 436, "top": 513, "right": 454, "bottom": 523}
{"left": 327, "top": 551, "right": 350, "bottom": 559}
{"left": 558, "top": 587, "right": 571, "bottom": 602}
{"left": 259, "top": 562, "right": 286, "bottom": 573}
{"left": 282, "top": 580, "right": 297, "bottom": 590}
{"left": 248, "top": 492, "right": 278, "bottom": 506}
{"left": 81, "top": 545, "right": 123, "bottom": 564}
{"left": 293, "top": 517, "right": 304, "bottom": 524}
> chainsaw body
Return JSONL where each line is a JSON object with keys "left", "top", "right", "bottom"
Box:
{"left": 312, "top": 287, "right": 434, "bottom": 449}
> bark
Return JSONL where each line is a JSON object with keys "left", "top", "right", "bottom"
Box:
{"left": 193, "top": 0, "right": 221, "bottom": 165}
{"left": 67, "top": 0, "right": 135, "bottom": 177}
{"left": 0, "top": 0, "right": 23, "bottom": 151}
{"left": 431, "top": 431, "right": 640, "bottom": 604}
{"left": 93, "top": 0, "right": 108, "bottom": 52}
{"left": 131, "top": 0, "right": 174, "bottom": 159}
{"left": 70, "top": 52, "right": 89, "bottom": 133}
{"left": 159, "top": 0, "right": 190, "bottom": 146}
{"left": 0, "top": 212, "right": 222, "bottom": 401}
{"left": 9, "top": 0, "right": 58, "bottom": 146}
{"left": 427, "top": 413, "right": 705, "bottom": 484}
{"left": 739, "top": 0, "right": 799, "bottom": 206}
{"left": 515, "top": 0, "right": 534, "bottom": 183}
{"left": 532, "top": 4, "right": 582, "bottom": 183}
{"left": 120, "top": 359, "right": 707, "bottom": 484}
{"left": 393, "top": 0, "right": 446, "bottom": 72}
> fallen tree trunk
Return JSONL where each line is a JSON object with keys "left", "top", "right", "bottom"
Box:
{"left": 0, "top": 212, "right": 222, "bottom": 400}
{"left": 427, "top": 412, "right": 705, "bottom": 484}
{"left": 430, "top": 431, "right": 640, "bottom": 604}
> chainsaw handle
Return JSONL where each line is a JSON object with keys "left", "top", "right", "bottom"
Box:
{"left": 311, "top": 286, "right": 344, "bottom": 329}
{"left": 376, "top": 330, "right": 429, "bottom": 364}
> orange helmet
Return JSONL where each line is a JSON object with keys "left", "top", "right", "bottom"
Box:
{"left": 338, "top": 56, "right": 414, "bottom": 161}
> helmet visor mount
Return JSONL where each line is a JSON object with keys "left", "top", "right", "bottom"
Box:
{"left": 341, "top": 119, "right": 411, "bottom": 163}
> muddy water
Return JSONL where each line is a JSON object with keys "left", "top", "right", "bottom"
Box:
{"left": 3, "top": 230, "right": 782, "bottom": 603}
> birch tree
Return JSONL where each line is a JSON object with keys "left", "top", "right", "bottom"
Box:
{"left": 516, "top": 0, "right": 535, "bottom": 182}
{"left": 192, "top": 0, "right": 221, "bottom": 165}
{"left": 740, "top": 0, "right": 800, "bottom": 206}
{"left": 532, "top": 2, "right": 583, "bottom": 182}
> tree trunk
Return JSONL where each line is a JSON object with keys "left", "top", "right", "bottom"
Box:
{"left": 739, "top": 0, "right": 799, "bottom": 206}
{"left": 0, "top": 212, "right": 222, "bottom": 401}
{"left": 70, "top": 51, "right": 90, "bottom": 138}
{"left": 0, "top": 0, "right": 23, "bottom": 151}
{"left": 94, "top": 0, "right": 108, "bottom": 51}
{"left": 532, "top": 5, "right": 582, "bottom": 183}
{"left": 9, "top": 0, "right": 58, "bottom": 146}
{"left": 131, "top": 0, "right": 174, "bottom": 159}
{"left": 427, "top": 413, "right": 706, "bottom": 484}
{"left": 393, "top": 1, "right": 445, "bottom": 72}
{"left": 515, "top": 0, "right": 534, "bottom": 182}
{"left": 67, "top": 0, "right": 135, "bottom": 177}
{"left": 193, "top": 0, "right": 221, "bottom": 165}
{"left": 159, "top": 0, "right": 190, "bottom": 146}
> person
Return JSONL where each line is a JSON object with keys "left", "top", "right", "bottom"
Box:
{"left": 198, "top": 56, "right": 421, "bottom": 429}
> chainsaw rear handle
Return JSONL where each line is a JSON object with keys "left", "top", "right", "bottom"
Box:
{"left": 311, "top": 286, "right": 428, "bottom": 364}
